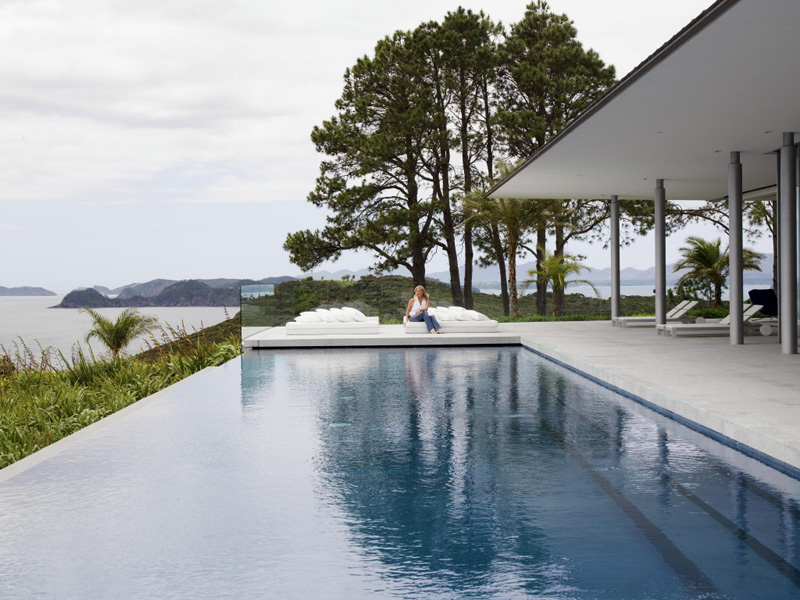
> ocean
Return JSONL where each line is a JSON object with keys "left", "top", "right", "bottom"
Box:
{"left": 0, "top": 295, "right": 234, "bottom": 360}
{"left": 475, "top": 283, "right": 759, "bottom": 301}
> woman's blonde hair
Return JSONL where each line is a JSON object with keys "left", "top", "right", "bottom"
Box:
{"left": 414, "top": 285, "right": 429, "bottom": 301}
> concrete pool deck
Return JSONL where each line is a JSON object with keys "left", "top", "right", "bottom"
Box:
{"left": 243, "top": 320, "right": 800, "bottom": 473}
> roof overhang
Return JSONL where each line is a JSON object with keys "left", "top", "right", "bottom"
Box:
{"left": 489, "top": 0, "right": 800, "bottom": 201}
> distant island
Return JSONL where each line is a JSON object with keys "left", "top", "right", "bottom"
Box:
{"left": 0, "top": 286, "right": 57, "bottom": 297}
{"left": 53, "top": 277, "right": 295, "bottom": 308}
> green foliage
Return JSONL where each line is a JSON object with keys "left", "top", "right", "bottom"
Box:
{"left": 688, "top": 306, "right": 730, "bottom": 320}
{"left": 241, "top": 275, "right": 658, "bottom": 327}
{"left": 284, "top": 30, "right": 438, "bottom": 284}
{"left": 674, "top": 236, "right": 763, "bottom": 308}
{"left": 81, "top": 307, "right": 159, "bottom": 358}
{"left": 524, "top": 247, "right": 599, "bottom": 316}
{"left": 0, "top": 316, "right": 242, "bottom": 470}
{"left": 494, "top": 0, "right": 616, "bottom": 156}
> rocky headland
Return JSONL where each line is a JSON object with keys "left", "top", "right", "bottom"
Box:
{"left": 55, "top": 280, "right": 241, "bottom": 308}
{"left": 0, "top": 286, "right": 56, "bottom": 296}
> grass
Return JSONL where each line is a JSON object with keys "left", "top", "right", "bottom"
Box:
{"left": 0, "top": 313, "right": 242, "bottom": 470}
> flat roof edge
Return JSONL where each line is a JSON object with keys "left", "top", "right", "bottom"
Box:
{"left": 487, "top": 0, "right": 742, "bottom": 199}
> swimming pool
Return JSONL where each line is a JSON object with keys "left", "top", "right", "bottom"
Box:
{"left": 239, "top": 347, "right": 800, "bottom": 599}
{"left": 0, "top": 347, "right": 798, "bottom": 598}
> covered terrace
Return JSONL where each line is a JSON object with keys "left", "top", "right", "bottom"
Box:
{"left": 489, "top": 0, "right": 800, "bottom": 354}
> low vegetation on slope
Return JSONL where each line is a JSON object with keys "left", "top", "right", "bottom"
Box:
{"left": 0, "top": 314, "right": 242, "bottom": 470}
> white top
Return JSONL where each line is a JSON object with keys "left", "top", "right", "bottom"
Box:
{"left": 411, "top": 296, "right": 427, "bottom": 316}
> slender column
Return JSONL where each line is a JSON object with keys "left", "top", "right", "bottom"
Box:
{"left": 729, "top": 152, "right": 744, "bottom": 345}
{"left": 779, "top": 133, "right": 797, "bottom": 354}
{"left": 655, "top": 180, "right": 667, "bottom": 326}
{"left": 610, "top": 195, "right": 621, "bottom": 319}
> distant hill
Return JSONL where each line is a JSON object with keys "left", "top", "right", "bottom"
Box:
{"left": 55, "top": 280, "right": 241, "bottom": 308}
{"left": 0, "top": 286, "right": 56, "bottom": 297}
{"left": 56, "top": 288, "right": 116, "bottom": 308}
{"left": 116, "top": 279, "right": 177, "bottom": 299}
{"left": 427, "top": 253, "right": 775, "bottom": 286}
{"left": 112, "top": 276, "right": 296, "bottom": 298}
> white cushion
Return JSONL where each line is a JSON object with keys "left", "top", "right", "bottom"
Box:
{"left": 298, "top": 311, "right": 323, "bottom": 323}
{"left": 447, "top": 306, "right": 472, "bottom": 321}
{"left": 329, "top": 308, "right": 355, "bottom": 322}
{"left": 427, "top": 307, "right": 437, "bottom": 317}
{"left": 466, "top": 310, "right": 489, "bottom": 321}
{"left": 315, "top": 308, "right": 339, "bottom": 323}
{"left": 435, "top": 307, "right": 452, "bottom": 321}
{"left": 341, "top": 307, "right": 367, "bottom": 322}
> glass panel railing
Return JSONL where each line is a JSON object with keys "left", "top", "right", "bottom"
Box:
{"left": 241, "top": 276, "right": 440, "bottom": 329}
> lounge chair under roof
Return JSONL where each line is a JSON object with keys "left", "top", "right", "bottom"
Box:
{"left": 656, "top": 304, "right": 763, "bottom": 337}
{"left": 612, "top": 300, "right": 698, "bottom": 328}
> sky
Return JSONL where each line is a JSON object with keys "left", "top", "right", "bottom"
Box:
{"left": 1, "top": 0, "right": 763, "bottom": 291}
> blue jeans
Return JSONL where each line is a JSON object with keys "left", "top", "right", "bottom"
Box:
{"left": 409, "top": 311, "right": 440, "bottom": 332}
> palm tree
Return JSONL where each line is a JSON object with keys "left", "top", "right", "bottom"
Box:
{"left": 463, "top": 159, "right": 544, "bottom": 317}
{"left": 525, "top": 248, "right": 599, "bottom": 316}
{"left": 673, "top": 236, "right": 763, "bottom": 308}
{"left": 82, "top": 307, "right": 159, "bottom": 358}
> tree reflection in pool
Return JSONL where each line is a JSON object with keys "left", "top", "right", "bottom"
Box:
{"left": 241, "top": 347, "right": 800, "bottom": 599}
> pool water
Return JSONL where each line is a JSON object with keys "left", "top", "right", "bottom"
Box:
{"left": 1, "top": 347, "right": 799, "bottom": 599}
{"left": 241, "top": 347, "right": 800, "bottom": 599}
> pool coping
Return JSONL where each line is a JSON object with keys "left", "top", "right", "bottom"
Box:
{"left": 518, "top": 337, "right": 800, "bottom": 481}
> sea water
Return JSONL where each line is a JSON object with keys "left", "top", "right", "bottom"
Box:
{"left": 0, "top": 295, "right": 233, "bottom": 358}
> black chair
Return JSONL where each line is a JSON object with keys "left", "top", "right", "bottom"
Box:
{"left": 748, "top": 288, "right": 778, "bottom": 316}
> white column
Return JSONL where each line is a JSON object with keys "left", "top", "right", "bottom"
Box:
{"left": 655, "top": 180, "right": 667, "bottom": 326}
{"left": 610, "top": 195, "right": 621, "bottom": 320}
{"left": 729, "top": 152, "right": 743, "bottom": 345}
{"left": 779, "top": 133, "right": 797, "bottom": 354}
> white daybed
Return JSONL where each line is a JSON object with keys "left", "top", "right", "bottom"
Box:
{"left": 404, "top": 306, "right": 498, "bottom": 334}
{"left": 286, "top": 307, "right": 379, "bottom": 335}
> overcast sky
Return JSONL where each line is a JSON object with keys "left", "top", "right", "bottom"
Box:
{"left": 2, "top": 0, "right": 758, "bottom": 291}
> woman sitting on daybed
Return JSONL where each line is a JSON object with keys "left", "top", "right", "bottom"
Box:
{"left": 405, "top": 285, "right": 442, "bottom": 334}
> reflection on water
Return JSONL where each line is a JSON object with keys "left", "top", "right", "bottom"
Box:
{"left": 240, "top": 348, "right": 800, "bottom": 599}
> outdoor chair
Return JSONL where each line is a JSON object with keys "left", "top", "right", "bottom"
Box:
{"left": 656, "top": 304, "right": 764, "bottom": 337}
{"left": 748, "top": 288, "right": 778, "bottom": 317}
{"left": 612, "top": 300, "right": 698, "bottom": 327}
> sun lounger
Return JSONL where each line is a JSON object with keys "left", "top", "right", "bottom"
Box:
{"left": 404, "top": 306, "right": 499, "bottom": 334}
{"left": 286, "top": 307, "right": 380, "bottom": 335}
{"left": 612, "top": 300, "right": 698, "bottom": 327}
{"left": 656, "top": 304, "right": 763, "bottom": 337}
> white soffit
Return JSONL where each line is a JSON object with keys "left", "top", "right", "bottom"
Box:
{"left": 490, "top": 0, "right": 800, "bottom": 201}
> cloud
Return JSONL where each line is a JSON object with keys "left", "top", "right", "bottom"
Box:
{"left": 0, "top": 0, "right": 714, "bottom": 288}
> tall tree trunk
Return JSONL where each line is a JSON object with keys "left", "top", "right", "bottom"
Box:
{"left": 464, "top": 226, "right": 474, "bottom": 309}
{"left": 407, "top": 164, "right": 427, "bottom": 289}
{"left": 491, "top": 224, "right": 510, "bottom": 316}
{"left": 411, "top": 263, "right": 426, "bottom": 288}
{"left": 508, "top": 241, "right": 519, "bottom": 317}
{"left": 460, "top": 75, "right": 474, "bottom": 310}
{"left": 536, "top": 227, "right": 547, "bottom": 316}
{"left": 439, "top": 151, "right": 463, "bottom": 307}
{"left": 554, "top": 226, "right": 566, "bottom": 317}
